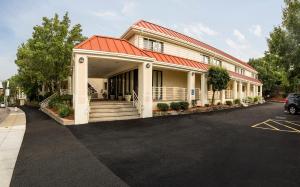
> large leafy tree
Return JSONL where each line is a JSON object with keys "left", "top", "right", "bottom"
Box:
{"left": 250, "top": 0, "right": 300, "bottom": 95}
{"left": 15, "top": 13, "right": 86, "bottom": 100}
{"left": 207, "top": 66, "right": 230, "bottom": 105}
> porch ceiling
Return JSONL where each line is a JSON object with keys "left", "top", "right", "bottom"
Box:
{"left": 88, "top": 57, "right": 137, "bottom": 78}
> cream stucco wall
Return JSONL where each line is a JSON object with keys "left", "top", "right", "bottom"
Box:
{"left": 158, "top": 69, "right": 187, "bottom": 88}
{"left": 128, "top": 33, "right": 258, "bottom": 79}
{"left": 88, "top": 78, "right": 107, "bottom": 98}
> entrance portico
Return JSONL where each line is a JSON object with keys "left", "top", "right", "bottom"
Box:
{"left": 71, "top": 36, "right": 153, "bottom": 124}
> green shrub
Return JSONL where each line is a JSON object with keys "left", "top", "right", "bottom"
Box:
{"left": 0, "top": 95, "right": 4, "bottom": 102}
{"left": 204, "top": 104, "right": 210, "bottom": 107}
{"left": 48, "top": 96, "right": 61, "bottom": 109}
{"left": 157, "top": 103, "right": 169, "bottom": 111}
{"left": 179, "top": 101, "right": 189, "bottom": 110}
{"left": 170, "top": 102, "right": 181, "bottom": 111}
{"left": 217, "top": 102, "right": 221, "bottom": 105}
{"left": 226, "top": 100, "right": 233, "bottom": 106}
{"left": 253, "top": 96, "right": 259, "bottom": 103}
{"left": 247, "top": 97, "right": 254, "bottom": 103}
{"left": 58, "top": 104, "right": 71, "bottom": 118}
{"left": 234, "top": 99, "right": 241, "bottom": 105}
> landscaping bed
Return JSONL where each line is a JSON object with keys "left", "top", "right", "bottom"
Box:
{"left": 154, "top": 97, "right": 264, "bottom": 117}
{"left": 41, "top": 94, "right": 74, "bottom": 125}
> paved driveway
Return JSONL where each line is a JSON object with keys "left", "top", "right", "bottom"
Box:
{"left": 69, "top": 102, "right": 300, "bottom": 187}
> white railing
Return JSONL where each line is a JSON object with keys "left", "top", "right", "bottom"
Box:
{"left": 152, "top": 87, "right": 187, "bottom": 101}
{"left": 132, "top": 90, "right": 142, "bottom": 114}
{"left": 225, "top": 90, "right": 232, "bottom": 99}
{"left": 40, "top": 92, "right": 58, "bottom": 108}
{"left": 195, "top": 88, "right": 201, "bottom": 100}
{"left": 208, "top": 90, "right": 221, "bottom": 100}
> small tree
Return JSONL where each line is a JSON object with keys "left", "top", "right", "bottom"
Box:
{"left": 207, "top": 66, "right": 230, "bottom": 105}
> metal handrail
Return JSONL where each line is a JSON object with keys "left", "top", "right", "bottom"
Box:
{"left": 132, "top": 90, "right": 142, "bottom": 114}
{"left": 40, "top": 92, "right": 58, "bottom": 108}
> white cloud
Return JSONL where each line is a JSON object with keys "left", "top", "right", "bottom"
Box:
{"left": 233, "top": 29, "right": 245, "bottom": 41}
{"left": 92, "top": 11, "right": 118, "bottom": 18}
{"left": 121, "top": 1, "right": 136, "bottom": 15}
{"left": 181, "top": 23, "right": 218, "bottom": 39}
{"left": 225, "top": 38, "right": 262, "bottom": 61}
{"left": 250, "top": 25, "right": 262, "bottom": 37}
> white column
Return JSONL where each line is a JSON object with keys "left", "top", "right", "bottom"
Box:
{"left": 187, "top": 71, "right": 195, "bottom": 106}
{"left": 247, "top": 82, "right": 250, "bottom": 97}
{"left": 138, "top": 62, "right": 153, "bottom": 118}
{"left": 221, "top": 90, "right": 226, "bottom": 103}
{"left": 233, "top": 80, "right": 237, "bottom": 99}
{"left": 253, "top": 85, "right": 257, "bottom": 96}
{"left": 238, "top": 81, "right": 243, "bottom": 99}
{"left": 200, "top": 73, "right": 208, "bottom": 106}
{"left": 73, "top": 54, "right": 89, "bottom": 125}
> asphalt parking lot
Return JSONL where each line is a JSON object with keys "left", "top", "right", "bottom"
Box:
{"left": 69, "top": 102, "right": 300, "bottom": 187}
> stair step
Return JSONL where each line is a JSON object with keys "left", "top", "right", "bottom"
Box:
{"left": 89, "top": 115, "right": 140, "bottom": 122}
{"left": 90, "top": 102, "right": 132, "bottom": 106}
{"left": 90, "top": 108, "right": 137, "bottom": 113}
{"left": 89, "top": 111, "right": 138, "bottom": 118}
{"left": 90, "top": 105, "right": 134, "bottom": 109}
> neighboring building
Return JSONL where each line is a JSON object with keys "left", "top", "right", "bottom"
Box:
{"left": 0, "top": 81, "right": 3, "bottom": 95}
{"left": 71, "top": 20, "right": 262, "bottom": 124}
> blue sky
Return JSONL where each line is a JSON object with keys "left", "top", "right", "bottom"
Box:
{"left": 0, "top": 0, "right": 284, "bottom": 80}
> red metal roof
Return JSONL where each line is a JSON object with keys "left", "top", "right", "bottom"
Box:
{"left": 133, "top": 20, "right": 256, "bottom": 71}
{"left": 229, "top": 71, "right": 261, "bottom": 84}
{"left": 143, "top": 50, "right": 209, "bottom": 71}
{"left": 144, "top": 50, "right": 261, "bottom": 84}
{"left": 75, "top": 35, "right": 149, "bottom": 57}
{"left": 74, "top": 35, "right": 261, "bottom": 84}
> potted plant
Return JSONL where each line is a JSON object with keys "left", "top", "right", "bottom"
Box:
{"left": 110, "top": 94, "right": 115, "bottom": 100}
{"left": 118, "top": 93, "right": 123, "bottom": 101}
{"left": 102, "top": 92, "right": 107, "bottom": 99}
{"left": 125, "top": 92, "right": 132, "bottom": 102}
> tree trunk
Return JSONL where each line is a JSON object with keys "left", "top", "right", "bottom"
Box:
{"left": 211, "top": 90, "right": 215, "bottom": 105}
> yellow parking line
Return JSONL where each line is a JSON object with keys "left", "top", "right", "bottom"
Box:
{"left": 285, "top": 121, "right": 300, "bottom": 127}
{"left": 270, "top": 120, "right": 300, "bottom": 133}
{"left": 263, "top": 121, "right": 279, "bottom": 130}
{"left": 252, "top": 122, "right": 264, "bottom": 128}
{"left": 253, "top": 126, "right": 298, "bottom": 133}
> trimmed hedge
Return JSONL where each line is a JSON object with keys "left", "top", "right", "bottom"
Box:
{"left": 170, "top": 101, "right": 189, "bottom": 111}
{"left": 179, "top": 101, "right": 189, "bottom": 110}
{"left": 226, "top": 100, "right": 233, "bottom": 106}
{"left": 157, "top": 103, "right": 169, "bottom": 111}
{"left": 170, "top": 102, "right": 181, "bottom": 111}
{"left": 234, "top": 98, "right": 241, "bottom": 105}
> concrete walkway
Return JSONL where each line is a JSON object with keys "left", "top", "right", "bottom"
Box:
{"left": 0, "top": 108, "right": 26, "bottom": 187}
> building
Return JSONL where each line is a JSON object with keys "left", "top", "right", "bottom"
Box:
{"left": 70, "top": 20, "right": 262, "bottom": 124}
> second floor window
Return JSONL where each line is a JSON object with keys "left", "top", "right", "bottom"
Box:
{"left": 203, "top": 55, "right": 210, "bottom": 64}
{"left": 143, "top": 38, "right": 163, "bottom": 53}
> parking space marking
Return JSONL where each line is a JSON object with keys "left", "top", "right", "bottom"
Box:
{"left": 251, "top": 119, "right": 300, "bottom": 134}
{"left": 271, "top": 120, "right": 300, "bottom": 132}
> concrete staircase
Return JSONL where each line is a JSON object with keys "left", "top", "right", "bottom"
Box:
{"left": 89, "top": 101, "right": 140, "bottom": 122}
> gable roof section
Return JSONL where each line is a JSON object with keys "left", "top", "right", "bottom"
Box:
{"left": 75, "top": 35, "right": 149, "bottom": 58}
{"left": 133, "top": 20, "right": 256, "bottom": 72}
